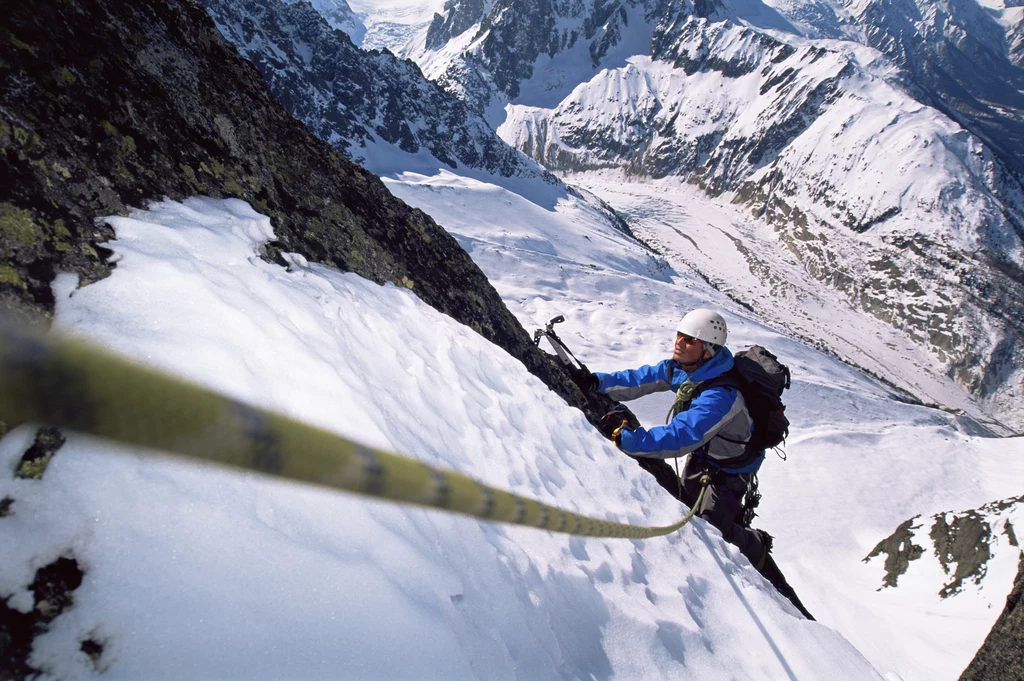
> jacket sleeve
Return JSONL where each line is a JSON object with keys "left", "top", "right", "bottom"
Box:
{"left": 595, "top": 359, "right": 676, "bottom": 402}
{"left": 618, "top": 386, "right": 741, "bottom": 458}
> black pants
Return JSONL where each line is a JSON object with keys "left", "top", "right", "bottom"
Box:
{"left": 634, "top": 454, "right": 815, "bottom": 619}
{"left": 634, "top": 455, "right": 767, "bottom": 567}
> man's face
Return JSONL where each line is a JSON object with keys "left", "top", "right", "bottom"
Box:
{"left": 673, "top": 332, "right": 707, "bottom": 367}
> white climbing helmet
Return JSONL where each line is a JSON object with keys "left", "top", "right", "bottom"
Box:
{"left": 676, "top": 308, "right": 728, "bottom": 347}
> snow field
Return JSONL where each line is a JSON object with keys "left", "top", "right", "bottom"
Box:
{"left": 1, "top": 196, "right": 882, "bottom": 680}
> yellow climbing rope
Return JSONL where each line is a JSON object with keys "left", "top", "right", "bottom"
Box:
{"left": 0, "top": 320, "right": 707, "bottom": 539}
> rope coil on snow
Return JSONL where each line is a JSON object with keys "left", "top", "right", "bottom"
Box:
{"left": 0, "top": 322, "right": 706, "bottom": 539}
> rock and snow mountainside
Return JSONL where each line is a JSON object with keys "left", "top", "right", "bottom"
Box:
{"left": 867, "top": 494, "right": 1024, "bottom": 599}
{"left": 406, "top": 0, "right": 1024, "bottom": 432}
{"left": 784, "top": 0, "right": 1024, "bottom": 175}
{"left": 1, "top": 0, "right": 1022, "bottom": 679}
{"left": 202, "top": 0, "right": 543, "bottom": 179}
{"left": 412, "top": 0, "right": 664, "bottom": 117}
{"left": 865, "top": 489, "right": 1024, "bottom": 680}
{"left": 288, "top": 0, "right": 366, "bottom": 44}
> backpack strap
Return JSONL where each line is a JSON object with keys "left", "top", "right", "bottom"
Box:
{"left": 694, "top": 371, "right": 751, "bottom": 448}
{"left": 686, "top": 369, "right": 762, "bottom": 470}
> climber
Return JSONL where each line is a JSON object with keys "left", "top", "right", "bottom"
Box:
{"left": 569, "top": 308, "right": 814, "bottom": 620}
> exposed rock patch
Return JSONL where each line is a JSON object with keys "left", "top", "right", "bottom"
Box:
{"left": 932, "top": 511, "right": 994, "bottom": 598}
{"left": 864, "top": 517, "right": 925, "bottom": 589}
{"left": 14, "top": 426, "right": 66, "bottom": 480}
{"left": 0, "top": 556, "right": 85, "bottom": 681}
{"left": 866, "top": 495, "right": 1024, "bottom": 598}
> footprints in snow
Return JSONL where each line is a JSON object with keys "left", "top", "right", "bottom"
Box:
{"left": 564, "top": 535, "right": 713, "bottom": 666}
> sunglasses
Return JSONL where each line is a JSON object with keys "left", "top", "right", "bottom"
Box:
{"left": 676, "top": 332, "right": 701, "bottom": 345}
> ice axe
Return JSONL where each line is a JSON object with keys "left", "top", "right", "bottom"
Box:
{"left": 533, "top": 314, "right": 589, "bottom": 373}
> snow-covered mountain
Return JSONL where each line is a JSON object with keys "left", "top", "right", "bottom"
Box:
{"left": 202, "top": 0, "right": 544, "bottom": 179}
{"left": 286, "top": 0, "right": 366, "bottom": 44}
{"left": 387, "top": 0, "right": 1024, "bottom": 433}
{"left": 800, "top": 0, "right": 1024, "bottom": 174}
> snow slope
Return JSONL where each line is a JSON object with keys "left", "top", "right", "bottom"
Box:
{"left": 2, "top": 170, "right": 1021, "bottom": 680}
{"left": 380, "top": 166, "right": 1024, "bottom": 681}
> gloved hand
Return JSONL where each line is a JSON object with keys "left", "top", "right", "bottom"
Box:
{"left": 566, "top": 364, "right": 598, "bottom": 394}
{"left": 598, "top": 407, "right": 633, "bottom": 446}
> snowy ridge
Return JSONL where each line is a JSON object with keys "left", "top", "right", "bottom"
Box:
{"left": 804, "top": 0, "right": 1024, "bottom": 173}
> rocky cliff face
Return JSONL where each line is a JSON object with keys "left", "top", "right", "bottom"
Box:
{"left": 426, "top": 0, "right": 487, "bottom": 50}
{"left": 202, "top": 0, "right": 539, "bottom": 178}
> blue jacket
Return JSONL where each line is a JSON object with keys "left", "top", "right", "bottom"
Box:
{"left": 595, "top": 348, "right": 760, "bottom": 472}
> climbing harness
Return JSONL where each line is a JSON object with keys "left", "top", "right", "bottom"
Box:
{"left": 0, "top": 320, "right": 709, "bottom": 540}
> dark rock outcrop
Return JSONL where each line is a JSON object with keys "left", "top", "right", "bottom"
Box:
{"left": 866, "top": 495, "right": 1024, "bottom": 598}
{"left": 0, "top": 556, "right": 85, "bottom": 680}
{"left": 959, "top": 551, "right": 1024, "bottom": 681}
{"left": 864, "top": 517, "right": 925, "bottom": 589}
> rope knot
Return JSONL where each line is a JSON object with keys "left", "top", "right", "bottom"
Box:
{"left": 666, "top": 380, "right": 703, "bottom": 423}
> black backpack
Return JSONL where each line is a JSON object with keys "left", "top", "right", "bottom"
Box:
{"left": 727, "top": 345, "right": 791, "bottom": 452}
{"left": 671, "top": 345, "right": 791, "bottom": 457}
